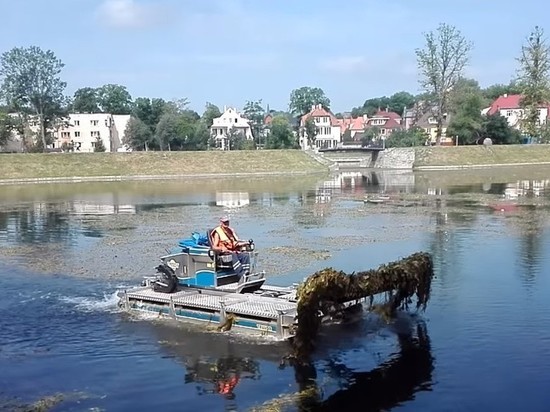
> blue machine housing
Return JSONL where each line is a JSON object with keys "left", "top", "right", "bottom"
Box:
{"left": 160, "top": 231, "right": 263, "bottom": 292}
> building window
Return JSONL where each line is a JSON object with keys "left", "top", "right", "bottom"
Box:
{"left": 75, "top": 131, "right": 81, "bottom": 137}
{"left": 74, "top": 120, "right": 80, "bottom": 126}
{"left": 91, "top": 131, "right": 100, "bottom": 137}
{"left": 506, "top": 110, "right": 513, "bottom": 117}
{"left": 91, "top": 120, "right": 99, "bottom": 126}
{"left": 381, "top": 128, "right": 386, "bottom": 135}
{"left": 61, "top": 132, "right": 70, "bottom": 138}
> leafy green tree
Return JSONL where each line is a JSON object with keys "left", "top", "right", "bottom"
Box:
{"left": 94, "top": 136, "right": 106, "bottom": 152}
{"left": 388, "top": 91, "right": 416, "bottom": 116}
{"left": 360, "top": 127, "right": 381, "bottom": 147}
{"left": 481, "top": 114, "right": 522, "bottom": 144}
{"left": 0, "top": 110, "right": 14, "bottom": 146}
{"left": 416, "top": 23, "right": 473, "bottom": 145}
{"left": 447, "top": 78, "right": 485, "bottom": 144}
{"left": 201, "top": 102, "right": 221, "bottom": 128}
{"left": 155, "top": 112, "right": 179, "bottom": 150}
{"left": 243, "top": 99, "right": 265, "bottom": 143}
{"left": 132, "top": 97, "right": 166, "bottom": 134}
{"left": 351, "top": 92, "right": 416, "bottom": 118}
{"left": 71, "top": 87, "right": 100, "bottom": 113}
{"left": 123, "top": 116, "right": 152, "bottom": 150}
{"left": 267, "top": 115, "right": 296, "bottom": 149}
{"left": 516, "top": 26, "right": 550, "bottom": 139}
{"left": 191, "top": 121, "right": 211, "bottom": 150}
{"left": 289, "top": 87, "right": 330, "bottom": 117}
{"left": 304, "top": 117, "right": 317, "bottom": 148}
{"left": 482, "top": 82, "right": 521, "bottom": 101}
{"left": 386, "top": 128, "right": 427, "bottom": 147}
{"left": 97, "top": 84, "right": 133, "bottom": 114}
{"left": 176, "top": 111, "right": 203, "bottom": 150}
{"left": 0, "top": 46, "right": 67, "bottom": 150}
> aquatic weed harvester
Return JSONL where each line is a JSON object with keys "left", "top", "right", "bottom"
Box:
{"left": 118, "top": 230, "right": 434, "bottom": 359}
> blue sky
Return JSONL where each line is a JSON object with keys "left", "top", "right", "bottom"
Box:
{"left": 0, "top": 0, "right": 546, "bottom": 113}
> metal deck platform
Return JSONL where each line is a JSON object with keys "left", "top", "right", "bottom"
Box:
{"left": 121, "top": 284, "right": 299, "bottom": 340}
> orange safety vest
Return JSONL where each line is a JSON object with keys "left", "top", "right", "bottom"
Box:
{"left": 212, "top": 225, "right": 239, "bottom": 251}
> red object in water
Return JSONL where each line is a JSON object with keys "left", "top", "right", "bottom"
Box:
{"left": 489, "top": 203, "right": 518, "bottom": 212}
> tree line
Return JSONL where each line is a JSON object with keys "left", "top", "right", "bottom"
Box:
{"left": 1, "top": 23, "right": 549, "bottom": 152}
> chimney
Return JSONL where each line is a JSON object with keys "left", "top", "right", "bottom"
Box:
{"left": 311, "top": 104, "right": 316, "bottom": 111}
{"left": 503, "top": 93, "right": 508, "bottom": 98}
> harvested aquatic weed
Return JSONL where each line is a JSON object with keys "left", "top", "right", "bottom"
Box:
{"left": 292, "top": 252, "right": 434, "bottom": 360}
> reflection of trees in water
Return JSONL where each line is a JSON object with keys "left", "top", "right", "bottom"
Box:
{"left": 290, "top": 321, "right": 433, "bottom": 411}
{"left": 293, "top": 191, "right": 329, "bottom": 228}
{"left": 0, "top": 205, "right": 75, "bottom": 245}
{"left": 514, "top": 206, "right": 545, "bottom": 287}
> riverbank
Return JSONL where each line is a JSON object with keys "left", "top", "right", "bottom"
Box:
{"left": 413, "top": 144, "right": 550, "bottom": 169}
{"left": 0, "top": 150, "right": 327, "bottom": 184}
{"left": 1, "top": 146, "right": 550, "bottom": 185}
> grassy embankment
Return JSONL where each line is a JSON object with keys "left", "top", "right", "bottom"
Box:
{"left": 414, "top": 145, "right": 550, "bottom": 169}
{"left": 0, "top": 150, "right": 327, "bottom": 183}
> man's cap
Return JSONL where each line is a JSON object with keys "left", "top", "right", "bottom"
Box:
{"left": 220, "top": 216, "right": 230, "bottom": 222}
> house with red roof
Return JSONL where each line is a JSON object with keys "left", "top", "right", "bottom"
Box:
{"left": 299, "top": 104, "right": 342, "bottom": 150}
{"left": 486, "top": 94, "right": 550, "bottom": 131}
{"left": 363, "top": 109, "right": 403, "bottom": 137}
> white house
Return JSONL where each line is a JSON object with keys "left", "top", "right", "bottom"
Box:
{"left": 486, "top": 94, "right": 549, "bottom": 131}
{"left": 53, "top": 113, "right": 131, "bottom": 152}
{"left": 210, "top": 106, "right": 253, "bottom": 150}
{"left": 299, "top": 104, "right": 342, "bottom": 150}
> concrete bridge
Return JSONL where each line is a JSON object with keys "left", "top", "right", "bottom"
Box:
{"left": 315, "top": 147, "right": 415, "bottom": 169}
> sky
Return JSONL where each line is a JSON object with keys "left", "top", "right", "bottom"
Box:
{"left": 0, "top": 0, "right": 546, "bottom": 114}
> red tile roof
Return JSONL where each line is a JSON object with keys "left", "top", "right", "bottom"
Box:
{"left": 300, "top": 104, "right": 340, "bottom": 127}
{"left": 365, "top": 118, "right": 402, "bottom": 129}
{"left": 487, "top": 94, "right": 523, "bottom": 115}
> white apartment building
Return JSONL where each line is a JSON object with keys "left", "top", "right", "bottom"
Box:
{"left": 5, "top": 112, "right": 131, "bottom": 152}
{"left": 54, "top": 113, "right": 131, "bottom": 152}
{"left": 210, "top": 106, "right": 253, "bottom": 150}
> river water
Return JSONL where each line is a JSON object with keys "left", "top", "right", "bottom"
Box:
{"left": 1, "top": 168, "right": 550, "bottom": 411}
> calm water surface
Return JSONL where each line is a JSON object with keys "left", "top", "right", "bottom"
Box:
{"left": 1, "top": 169, "right": 550, "bottom": 411}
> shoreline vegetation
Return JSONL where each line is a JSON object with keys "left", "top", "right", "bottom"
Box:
{"left": 0, "top": 146, "right": 549, "bottom": 185}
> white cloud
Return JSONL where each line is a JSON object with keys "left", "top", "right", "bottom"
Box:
{"left": 96, "top": 0, "right": 169, "bottom": 29}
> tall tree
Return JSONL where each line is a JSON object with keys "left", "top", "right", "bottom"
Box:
{"left": 304, "top": 117, "right": 317, "bottom": 148}
{"left": 481, "top": 114, "right": 522, "bottom": 144}
{"left": 132, "top": 97, "right": 166, "bottom": 134}
{"left": 71, "top": 87, "right": 100, "bottom": 113}
{"left": 243, "top": 99, "right": 265, "bottom": 143}
{"left": 155, "top": 112, "right": 179, "bottom": 150}
{"left": 482, "top": 82, "right": 522, "bottom": 101}
{"left": 123, "top": 116, "right": 152, "bottom": 151}
{"left": 446, "top": 78, "right": 485, "bottom": 144}
{"left": 289, "top": 87, "right": 330, "bottom": 117}
{"left": 0, "top": 46, "right": 67, "bottom": 150}
{"left": 516, "top": 26, "right": 550, "bottom": 140}
{"left": 415, "top": 23, "right": 473, "bottom": 145}
{"left": 201, "top": 102, "right": 221, "bottom": 128}
{"left": 388, "top": 91, "right": 416, "bottom": 116}
{"left": 0, "top": 110, "right": 14, "bottom": 146}
{"left": 268, "top": 115, "right": 296, "bottom": 149}
{"left": 97, "top": 84, "right": 133, "bottom": 114}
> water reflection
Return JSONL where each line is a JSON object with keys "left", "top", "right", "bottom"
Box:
{"left": 152, "top": 316, "right": 433, "bottom": 412}
{"left": 0, "top": 203, "right": 75, "bottom": 245}
{"left": 215, "top": 192, "right": 250, "bottom": 208}
{"left": 309, "top": 322, "right": 433, "bottom": 411}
